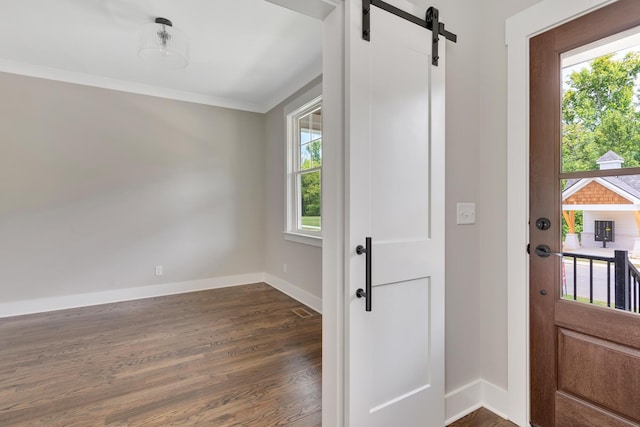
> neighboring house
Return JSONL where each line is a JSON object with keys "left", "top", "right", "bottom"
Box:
{"left": 563, "top": 151, "right": 640, "bottom": 256}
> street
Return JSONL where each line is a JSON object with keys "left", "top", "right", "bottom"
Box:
{"left": 562, "top": 257, "right": 615, "bottom": 305}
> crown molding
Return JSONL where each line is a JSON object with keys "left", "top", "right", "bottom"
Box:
{"left": 0, "top": 59, "right": 267, "bottom": 113}
{"left": 264, "top": 0, "right": 340, "bottom": 20}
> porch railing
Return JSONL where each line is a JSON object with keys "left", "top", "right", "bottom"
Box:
{"left": 562, "top": 250, "right": 640, "bottom": 314}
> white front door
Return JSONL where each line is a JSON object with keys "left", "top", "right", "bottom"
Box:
{"left": 346, "top": 0, "right": 446, "bottom": 426}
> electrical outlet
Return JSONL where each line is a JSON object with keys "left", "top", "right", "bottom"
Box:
{"left": 155, "top": 265, "right": 163, "bottom": 276}
{"left": 283, "top": 263, "right": 288, "bottom": 273}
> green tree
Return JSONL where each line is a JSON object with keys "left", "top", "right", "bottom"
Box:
{"left": 562, "top": 52, "right": 640, "bottom": 172}
{"left": 301, "top": 139, "right": 322, "bottom": 218}
{"left": 301, "top": 171, "right": 320, "bottom": 217}
{"left": 561, "top": 52, "right": 640, "bottom": 239}
{"left": 304, "top": 139, "right": 322, "bottom": 168}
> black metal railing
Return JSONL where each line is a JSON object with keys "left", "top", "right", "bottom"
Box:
{"left": 562, "top": 250, "right": 639, "bottom": 314}
{"left": 630, "top": 262, "right": 640, "bottom": 313}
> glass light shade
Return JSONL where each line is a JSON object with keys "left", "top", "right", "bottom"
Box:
{"left": 139, "top": 20, "right": 189, "bottom": 69}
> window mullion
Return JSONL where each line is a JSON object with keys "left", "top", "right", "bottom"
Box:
{"left": 299, "top": 166, "right": 322, "bottom": 174}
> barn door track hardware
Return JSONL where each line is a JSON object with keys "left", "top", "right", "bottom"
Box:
{"left": 362, "top": 0, "right": 457, "bottom": 66}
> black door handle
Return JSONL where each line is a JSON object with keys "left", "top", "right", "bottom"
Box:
{"left": 356, "top": 237, "right": 372, "bottom": 311}
{"left": 534, "top": 244, "right": 562, "bottom": 258}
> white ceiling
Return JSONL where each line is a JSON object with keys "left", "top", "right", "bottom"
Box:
{"left": 0, "top": 0, "right": 324, "bottom": 112}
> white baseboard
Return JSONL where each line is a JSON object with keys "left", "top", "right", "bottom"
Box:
{"left": 0, "top": 273, "right": 323, "bottom": 319}
{"left": 481, "top": 380, "right": 511, "bottom": 421}
{"left": 0, "top": 273, "right": 264, "bottom": 318}
{"left": 445, "top": 379, "right": 512, "bottom": 425}
{"left": 445, "top": 380, "right": 483, "bottom": 424}
{"left": 264, "top": 273, "right": 322, "bottom": 314}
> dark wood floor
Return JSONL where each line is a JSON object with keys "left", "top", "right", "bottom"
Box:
{"left": 448, "top": 408, "right": 518, "bottom": 427}
{"left": 0, "top": 283, "right": 322, "bottom": 426}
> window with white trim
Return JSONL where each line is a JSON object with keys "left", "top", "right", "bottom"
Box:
{"left": 286, "top": 95, "right": 322, "bottom": 244}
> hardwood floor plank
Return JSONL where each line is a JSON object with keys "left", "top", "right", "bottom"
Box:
{"left": 0, "top": 283, "right": 321, "bottom": 426}
{"left": 447, "top": 407, "right": 517, "bottom": 427}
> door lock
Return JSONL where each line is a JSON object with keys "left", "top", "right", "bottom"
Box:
{"left": 535, "top": 217, "right": 551, "bottom": 230}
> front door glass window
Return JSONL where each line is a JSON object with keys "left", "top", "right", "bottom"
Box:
{"left": 560, "top": 29, "right": 640, "bottom": 314}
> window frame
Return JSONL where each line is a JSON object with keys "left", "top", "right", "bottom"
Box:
{"left": 284, "top": 85, "right": 322, "bottom": 247}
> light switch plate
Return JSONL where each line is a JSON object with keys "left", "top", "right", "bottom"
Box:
{"left": 457, "top": 202, "right": 476, "bottom": 225}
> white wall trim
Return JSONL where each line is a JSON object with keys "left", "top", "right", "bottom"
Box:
{"left": 0, "top": 58, "right": 323, "bottom": 114}
{"left": 445, "top": 380, "right": 483, "bottom": 424}
{"left": 284, "top": 82, "right": 324, "bottom": 240}
{"left": 264, "top": 69, "right": 323, "bottom": 113}
{"left": 264, "top": 273, "right": 323, "bottom": 313}
{"left": 505, "top": 1, "right": 615, "bottom": 425}
{"left": 445, "top": 379, "right": 510, "bottom": 426}
{"left": 283, "top": 231, "right": 323, "bottom": 247}
{"left": 0, "top": 273, "right": 264, "bottom": 319}
{"left": 264, "top": 0, "right": 339, "bottom": 20}
{"left": 0, "top": 272, "right": 323, "bottom": 319}
{"left": 0, "top": 60, "right": 270, "bottom": 113}
{"left": 482, "top": 381, "right": 511, "bottom": 422}
{"left": 321, "top": 3, "right": 345, "bottom": 426}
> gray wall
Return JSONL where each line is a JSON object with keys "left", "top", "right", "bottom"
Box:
{"left": 264, "top": 77, "right": 323, "bottom": 300}
{"left": 420, "top": 0, "right": 542, "bottom": 393}
{"left": 0, "top": 72, "right": 266, "bottom": 302}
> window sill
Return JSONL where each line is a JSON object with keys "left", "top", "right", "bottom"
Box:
{"left": 283, "top": 232, "right": 322, "bottom": 248}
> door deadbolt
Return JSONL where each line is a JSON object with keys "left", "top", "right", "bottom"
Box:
{"left": 535, "top": 217, "right": 551, "bottom": 230}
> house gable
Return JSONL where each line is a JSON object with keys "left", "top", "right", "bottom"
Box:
{"left": 564, "top": 181, "right": 633, "bottom": 205}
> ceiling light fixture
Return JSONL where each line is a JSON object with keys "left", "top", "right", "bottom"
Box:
{"left": 139, "top": 17, "right": 189, "bottom": 69}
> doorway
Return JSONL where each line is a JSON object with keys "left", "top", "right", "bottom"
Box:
{"left": 529, "top": 1, "right": 640, "bottom": 425}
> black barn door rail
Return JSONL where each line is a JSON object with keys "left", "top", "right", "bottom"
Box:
{"left": 362, "top": 0, "right": 457, "bottom": 66}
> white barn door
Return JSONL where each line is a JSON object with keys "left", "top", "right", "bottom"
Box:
{"left": 346, "top": 0, "right": 446, "bottom": 426}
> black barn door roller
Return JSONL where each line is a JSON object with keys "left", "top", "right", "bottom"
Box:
{"left": 362, "top": 0, "right": 457, "bottom": 66}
